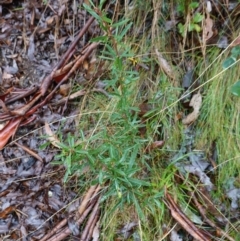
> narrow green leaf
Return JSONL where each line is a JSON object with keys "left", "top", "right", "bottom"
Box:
{"left": 90, "top": 36, "right": 108, "bottom": 43}
{"left": 102, "top": 15, "right": 112, "bottom": 23}
{"left": 112, "top": 19, "right": 130, "bottom": 28}
{"left": 105, "top": 44, "right": 116, "bottom": 56}
{"left": 99, "top": 0, "right": 107, "bottom": 9}
{"left": 119, "top": 22, "right": 133, "bottom": 40}
{"left": 83, "top": 3, "right": 101, "bottom": 21}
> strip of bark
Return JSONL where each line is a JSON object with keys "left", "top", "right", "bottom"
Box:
{"left": 14, "top": 142, "right": 43, "bottom": 162}
{"left": 86, "top": 211, "right": 100, "bottom": 241}
{"left": 80, "top": 197, "right": 100, "bottom": 240}
{"left": 192, "top": 194, "right": 235, "bottom": 241}
{"left": 39, "top": 219, "right": 68, "bottom": 241}
{"left": 0, "top": 117, "right": 22, "bottom": 150}
{"left": 47, "top": 204, "right": 94, "bottom": 241}
{"left": 40, "top": 16, "right": 95, "bottom": 96}
{"left": 6, "top": 85, "right": 38, "bottom": 104}
{"left": 78, "top": 185, "right": 98, "bottom": 216}
{"left": 165, "top": 191, "right": 212, "bottom": 241}
{"left": 27, "top": 42, "right": 99, "bottom": 117}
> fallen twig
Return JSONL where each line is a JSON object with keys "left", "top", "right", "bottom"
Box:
{"left": 39, "top": 218, "right": 68, "bottom": 241}
{"left": 80, "top": 197, "right": 100, "bottom": 240}
{"left": 14, "top": 142, "right": 43, "bottom": 162}
{"left": 192, "top": 193, "right": 235, "bottom": 241}
{"left": 6, "top": 85, "right": 38, "bottom": 104}
{"left": 28, "top": 42, "right": 99, "bottom": 116}
{"left": 78, "top": 185, "right": 98, "bottom": 216}
{"left": 40, "top": 185, "right": 101, "bottom": 241}
{"left": 40, "top": 16, "right": 95, "bottom": 96}
{"left": 47, "top": 204, "right": 94, "bottom": 241}
{"left": 86, "top": 214, "right": 100, "bottom": 241}
{"left": 10, "top": 92, "right": 41, "bottom": 116}
{"left": 165, "top": 190, "right": 212, "bottom": 241}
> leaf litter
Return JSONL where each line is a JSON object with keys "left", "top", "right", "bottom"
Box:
{"left": 0, "top": 0, "right": 103, "bottom": 240}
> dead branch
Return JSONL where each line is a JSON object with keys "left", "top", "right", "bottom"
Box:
{"left": 80, "top": 197, "right": 100, "bottom": 240}
{"left": 47, "top": 204, "right": 94, "bottom": 241}
{"left": 39, "top": 219, "right": 68, "bottom": 241}
{"left": 165, "top": 190, "right": 212, "bottom": 241}
{"left": 86, "top": 213, "right": 100, "bottom": 241}
{"left": 6, "top": 85, "right": 38, "bottom": 104}
{"left": 192, "top": 194, "right": 235, "bottom": 241}
{"left": 78, "top": 185, "right": 98, "bottom": 216}
{"left": 14, "top": 142, "right": 43, "bottom": 162}
{"left": 40, "top": 16, "right": 95, "bottom": 96}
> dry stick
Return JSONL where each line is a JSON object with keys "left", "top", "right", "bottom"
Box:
{"left": 165, "top": 192, "right": 211, "bottom": 241}
{"left": 43, "top": 185, "right": 99, "bottom": 241}
{"left": 166, "top": 193, "right": 211, "bottom": 241}
{"left": 40, "top": 16, "right": 95, "bottom": 96}
{"left": 167, "top": 191, "right": 209, "bottom": 238}
{"left": 78, "top": 185, "right": 98, "bottom": 216}
{"left": 14, "top": 142, "right": 43, "bottom": 162}
{"left": 0, "top": 18, "right": 95, "bottom": 121}
{"left": 39, "top": 219, "right": 68, "bottom": 241}
{"left": 28, "top": 42, "right": 99, "bottom": 117}
{"left": 192, "top": 194, "right": 235, "bottom": 241}
{"left": 6, "top": 85, "right": 38, "bottom": 104}
{"left": 80, "top": 196, "right": 101, "bottom": 240}
{"left": 10, "top": 92, "right": 42, "bottom": 116}
{"left": 86, "top": 211, "right": 100, "bottom": 241}
{"left": 1, "top": 42, "right": 99, "bottom": 123}
{"left": 93, "top": 184, "right": 102, "bottom": 198}
{"left": 47, "top": 204, "right": 94, "bottom": 241}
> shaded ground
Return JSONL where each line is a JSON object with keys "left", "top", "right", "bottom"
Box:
{"left": 0, "top": 0, "right": 101, "bottom": 240}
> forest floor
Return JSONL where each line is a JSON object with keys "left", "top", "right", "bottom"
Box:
{"left": 0, "top": 0, "right": 240, "bottom": 240}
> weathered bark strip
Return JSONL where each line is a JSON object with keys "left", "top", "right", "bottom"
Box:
{"left": 40, "top": 16, "right": 95, "bottom": 96}
{"left": 165, "top": 191, "right": 212, "bottom": 241}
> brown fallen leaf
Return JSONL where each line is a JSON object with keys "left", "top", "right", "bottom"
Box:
{"left": 182, "top": 91, "right": 202, "bottom": 125}
{"left": 155, "top": 48, "right": 176, "bottom": 80}
{"left": 44, "top": 122, "right": 61, "bottom": 148}
{"left": 59, "top": 83, "right": 71, "bottom": 96}
{"left": 146, "top": 141, "right": 165, "bottom": 153}
{"left": 0, "top": 206, "right": 16, "bottom": 219}
{"left": 203, "top": 9, "right": 214, "bottom": 42}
